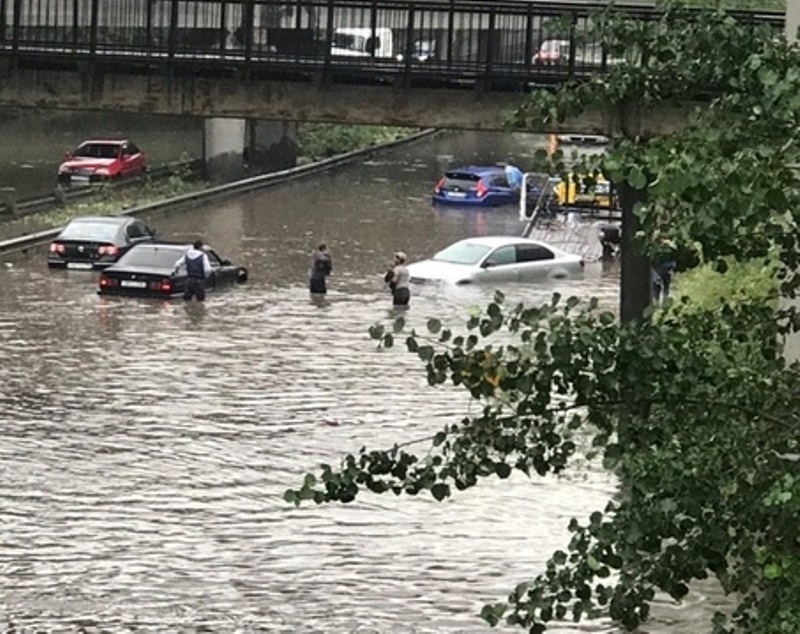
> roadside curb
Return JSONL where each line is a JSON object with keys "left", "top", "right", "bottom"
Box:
{"left": 0, "top": 128, "right": 441, "bottom": 256}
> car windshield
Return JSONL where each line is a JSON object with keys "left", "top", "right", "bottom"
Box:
{"left": 60, "top": 221, "right": 119, "bottom": 242}
{"left": 118, "top": 246, "right": 184, "bottom": 268}
{"left": 443, "top": 172, "right": 481, "bottom": 190}
{"left": 433, "top": 242, "right": 493, "bottom": 265}
{"left": 73, "top": 143, "right": 120, "bottom": 159}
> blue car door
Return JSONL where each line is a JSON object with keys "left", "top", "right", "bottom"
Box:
{"left": 488, "top": 173, "right": 518, "bottom": 206}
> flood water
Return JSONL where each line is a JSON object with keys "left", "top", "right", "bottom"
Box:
{"left": 0, "top": 128, "right": 720, "bottom": 632}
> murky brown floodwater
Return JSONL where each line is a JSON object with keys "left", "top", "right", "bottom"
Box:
{"left": 0, "top": 129, "right": 719, "bottom": 632}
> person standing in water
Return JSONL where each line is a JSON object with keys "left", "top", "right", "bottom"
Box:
{"left": 309, "top": 243, "right": 333, "bottom": 295}
{"left": 172, "top": 239, "right": 213, "bottom": 301}
{"left": 386, "top": 251, "right": 410, "bottom": 307}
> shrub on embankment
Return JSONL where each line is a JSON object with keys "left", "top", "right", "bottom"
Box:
{"left": 297, "top": 123, "right": 418, "bottom": 162}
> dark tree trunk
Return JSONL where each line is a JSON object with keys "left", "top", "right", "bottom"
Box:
{"left": 618, "top": 182, "right": 652, "bottom": 323}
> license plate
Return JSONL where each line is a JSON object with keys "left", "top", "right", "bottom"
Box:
{"left": 71, "top": 175, "right": 90, "bottom": 182}
{"left": 447, "top": 192, "right": 467, "bottom": 199}
{"left": 121, "top": 280, "right": 146, "bottom": 288}
{"left": 66, "top": 262, "right": 92, "bottom": 270}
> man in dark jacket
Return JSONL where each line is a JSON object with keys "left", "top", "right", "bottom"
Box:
{"left": 309, "top": 243, "right": 333, "bottom": 295}
{"left": 172, "top": 240, "right": 213, "bottom": 301}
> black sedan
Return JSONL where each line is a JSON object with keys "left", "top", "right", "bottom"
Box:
{"left": 48, "top": 215, "right": 157, "bottom": 270}
{"left": 97, "top": 242, "right": 248, "bottom": 298}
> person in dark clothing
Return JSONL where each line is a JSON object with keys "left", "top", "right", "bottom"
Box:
{"left": 172, "top": 239, "right": 213, "bottom": 301}
{"left": 659, "top": 260, "right": 677, "bottom": 300}
{"left": 309, "top": 243, "right": 333, "bottom": 295}
{"left": 598, "top": 224, "right": 621, "bottom": 260}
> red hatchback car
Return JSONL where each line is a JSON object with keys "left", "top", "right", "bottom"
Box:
{"left": 57, "top": 139, "right": 148, "bottom": 185}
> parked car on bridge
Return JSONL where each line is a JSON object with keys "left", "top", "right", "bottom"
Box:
{"left": 407, "top": 236, "right": 584, "bottom": 285}
{"left": 331, "top": 27, "right": 398, "bottom": 59}
{"left": 532, "top": 39, "right": 571, "bottom": 65}
{"left": 532, "top": 39, "right": 612, "bottom": 68}
{"left": 47, "top": 215, "right": 157, "bottom": 270}
{"left": 432, "top": 165, "right": 537, "bottom": 208}
{"left": 97, "top": 242, "right": 248, "bottom": 299}
{"left": 57, "top": 139, "right": 148, "bottom": 185}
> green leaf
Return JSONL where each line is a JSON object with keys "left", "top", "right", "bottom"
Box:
{"left": 495, "top": 462, "right": 512, "bottom": 479}
{"left": 431, "top": 483, "right": 450, "bottom": 501}
{"left": 427, "top": 318, "right": 442, "bottom": 334}
{"left": 628, "top": 166, "right": 647, "bottom": 189}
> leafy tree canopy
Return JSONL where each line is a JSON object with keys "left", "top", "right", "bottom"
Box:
{"left": 287, "top": 3, "right": 800, "bottom": 632}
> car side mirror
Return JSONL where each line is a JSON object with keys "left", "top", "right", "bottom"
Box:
{"left": 221, "top": 259, "right": 231, "bottom": 266}
{"left": 482, "top": 261, "right": 496, "bottom": 269}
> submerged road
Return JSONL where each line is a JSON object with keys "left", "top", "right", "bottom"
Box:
{"left": 0, "top": 129, "right": 720, "bottom": 632}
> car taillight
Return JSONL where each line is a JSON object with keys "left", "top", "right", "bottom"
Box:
{"left": 159, "top": 279, "right": 173, "bottom": 293}
{"left": 49, "top": 242, "right": 65, "bottom": 254}
{"left": 434, "top": 177, "right": 445, "bottom": 193}
{"left": 475, "top": 181, "right": 488, "bottom": 198}
{"left": 98, "top": 276, "right": 118, "bottom": 288}
{"left": 98, "top": 245, "right": 119, "bottom": 256}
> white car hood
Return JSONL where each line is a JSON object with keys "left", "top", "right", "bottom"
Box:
{"left": 407, "top": 259, "right": 473, "bottom": 283}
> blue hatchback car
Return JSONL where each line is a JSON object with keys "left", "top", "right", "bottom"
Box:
{"left": 432, "top": 165, "right": 528, "bottom": 207}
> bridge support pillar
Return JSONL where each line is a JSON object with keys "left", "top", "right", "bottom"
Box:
{"left": 246, "top": 120, "right": 298, "bottom": 174}
{"left": 203, "top": 118, "right": 246, "bottom": 184}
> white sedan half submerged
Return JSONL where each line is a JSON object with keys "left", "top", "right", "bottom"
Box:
{"left": 407, "top": 236, "right": 584, "bottom": 285}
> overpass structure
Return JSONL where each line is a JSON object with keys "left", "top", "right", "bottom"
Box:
{"left": 0, "top": 0, "right": 784, "bottom": 131}
{"left": 0, "top": 0, "right": 786, "bottom": 183}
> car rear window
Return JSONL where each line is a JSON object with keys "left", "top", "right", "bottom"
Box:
{"left": 433, "top": 242, "right": 492, "bottom": 265}
{"left": 443, "top": 172, "right": 481, "bottom": 190}
{"left": 118, "top": 246, "right": 184, "bottom": 268}
{"left": 60, "top": 221, "right": 120, "bottom": 242}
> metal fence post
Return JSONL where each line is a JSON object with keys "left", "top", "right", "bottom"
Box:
{"left": 89, "top": 0, "right": 99, "bottom": 58}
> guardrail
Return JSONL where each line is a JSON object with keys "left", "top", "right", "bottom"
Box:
{"left": 0, "top": 128, "right": 441, "bottom": 256}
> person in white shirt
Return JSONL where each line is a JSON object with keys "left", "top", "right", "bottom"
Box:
{"left": 172, "top": 239, "right": 213, "bottom": 301}
{"left": 386, "top": 251, "right": 410, "bottom": 307}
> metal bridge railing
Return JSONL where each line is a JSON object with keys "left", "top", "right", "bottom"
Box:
{"left": 0, "top": 0, "right": 785, "bottom": 91}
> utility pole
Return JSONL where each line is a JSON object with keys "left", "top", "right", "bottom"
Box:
{"left": 618, "top": 181, "right": 652, "bottom": 323}
{"left": 617, "top": 98, "right": 652, "bottom": 324}
{"left": 784, "top": 4, "right": 800, "bottom": 362}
